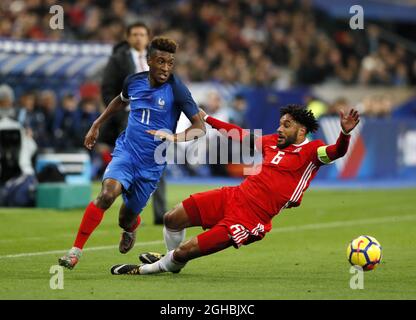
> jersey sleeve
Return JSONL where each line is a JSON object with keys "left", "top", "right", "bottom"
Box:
{"left": 171, "top": 76, "right": 199, "bottom": 120}
{"left": 120, "top": 74, "right": 132, "bottom": 102}
{"left": 313, "top": 131, "right": 351, "bottom": 165}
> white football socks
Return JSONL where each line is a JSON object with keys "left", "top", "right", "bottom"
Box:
{"left": 138, "top": 228, "right": 186, "bottom": 275}
{"left": 163, "top": 226, "right": 185, "bottom": 251}
{"left": 140, "top": 250, "right": 185, "bottom": 274}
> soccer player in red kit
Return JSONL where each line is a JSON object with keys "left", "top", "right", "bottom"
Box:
{"left": 110, "top": 105, "right": 360, "bottom": 275}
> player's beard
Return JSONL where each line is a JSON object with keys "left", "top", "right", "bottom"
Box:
{"left": 277, "top": 132, "right": 297, "bottom": 149}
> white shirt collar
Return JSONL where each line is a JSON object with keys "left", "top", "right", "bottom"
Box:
{"left": 130, "top": 48, "right": 146, "bottom": 55}
{"left": 130, "top": 48, "right": 149, "bottom": 72}
{"left": 292, "top": 138, "right": 309, "bottom": 147}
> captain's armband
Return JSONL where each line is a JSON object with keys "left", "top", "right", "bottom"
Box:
{"left": 317, "top": 146, "right": 333, "bottom": 164}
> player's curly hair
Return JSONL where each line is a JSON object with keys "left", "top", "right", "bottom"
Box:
{"left": 280, "top": 104, "right": 319, "bottom": 133}
{"left": 147, "top": 37, "right": 178, "bottom": 57}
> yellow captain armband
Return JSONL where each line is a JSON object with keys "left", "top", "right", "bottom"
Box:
{"left": 317, "top": 146, "right": 333, "bottom": 164}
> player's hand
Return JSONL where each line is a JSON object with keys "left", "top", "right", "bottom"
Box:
{"left": 84, "top": 125, "right": 99, "bottom": 150}
{"left": 198, "top": 108, "right": 207, "bottom": 121}
{"left": 340, "top": 108, "right": 360, "bottom": 134}
{"left": 146, "top": 130, "right": 175, "bottom": 142}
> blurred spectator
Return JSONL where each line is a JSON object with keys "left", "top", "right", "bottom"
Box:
{"left": 80, "top": 82, "right": 101, "bottom": 102}
{"left": 75, "top": 98, "right": 100, "bottom": 148}
{"left": 0, "top": 84, "right": 37, "bottom": 192}
{"left": 228, "top": 94, "right": 248, "bottom": 128}
{"left": 393, "top": 63, "right": 409, "bottom": 87}
{"left": 205, "top": 90, "right": 229, "bottom": 122}
{"left": 0, "top": 84, "right": 16, "bottom": 119}
{"left": 53, "top": 93, "right": 79, "bottom": 150}
{"left": 326, "top": 97, "right": 351, "bottom": 117}
{"left": 35, "top": 90, "right": 57, "bottom": 149}
{"left": 362, "top": 95, "right": 393, "bottom": 118}
{"left": 17, "top": 91, "right": 36, "bottom": 128}
{"left": 227, "top": 94, "right": 249, "bottom": 173}
{"left": 204, "top": 90, "right": 229, "bottom": 176}
{"left": 110, "top": 0, "right": 139, "bottom": 26}
{"left": 359, "top": 52, "right": 390, "bottom": 85}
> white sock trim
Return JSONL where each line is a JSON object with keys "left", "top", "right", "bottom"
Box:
{"left": 139, "top": 251, "right": 185, "bottom": 274}
{"left": 164, "top": 227, "right": 183, "bottom": 233}
{"left": 163, "top": 226, "right": 185, "bottom": 252}
{"left": 162, "top": 251, "right": 185, "bottom": 272}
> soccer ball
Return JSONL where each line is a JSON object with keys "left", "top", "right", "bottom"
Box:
{"left": 347, "top": 235, "right": 382, "bottom": 271}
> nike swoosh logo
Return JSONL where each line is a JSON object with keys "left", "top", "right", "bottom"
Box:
{"left": 113, "top": 264, "right": 127, "bottom": 274}
{"left": 130, "top": 97, "right": 140, "bottom": 101}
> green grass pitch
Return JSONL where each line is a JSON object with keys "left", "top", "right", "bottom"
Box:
{"left": 0, "top": 183, "right": 415, "bottom": 300}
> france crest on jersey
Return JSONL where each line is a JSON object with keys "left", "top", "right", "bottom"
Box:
{"left": 103, "top": 71, "right": 199, "bottom": 214}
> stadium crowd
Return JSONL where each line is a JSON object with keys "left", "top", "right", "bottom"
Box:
{"left": 0, "top": 84, "right": 100, "bottom": 151}
{"left": 1, "top": 0, "right": 416, "bottom": 87}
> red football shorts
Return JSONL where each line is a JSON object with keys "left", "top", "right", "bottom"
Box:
{"left": 182, "top": 186, "right": 272, "bottom": 249}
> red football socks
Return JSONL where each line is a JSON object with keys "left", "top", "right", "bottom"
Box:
{"left": 73, "top": 202, "right": 105, "bottom": 250}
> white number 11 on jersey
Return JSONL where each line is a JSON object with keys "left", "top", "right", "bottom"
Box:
{"left": 271, "top": 151, "right": 285, "bottom": 165}
{"left": 141, "top": 109, "right": 150, "bottom": 125}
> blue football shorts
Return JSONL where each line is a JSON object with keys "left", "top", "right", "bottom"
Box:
{"left": 102, "top": 153, "right": 161, "bottom": 214}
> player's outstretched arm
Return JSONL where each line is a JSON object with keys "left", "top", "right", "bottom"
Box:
{"left": 318, "top": 108, "right": 360, "bottom": 163}
{"left": 174, "top": 112, "right": 206, "bottom": 142}
{"left": 146, "top": 112, "right": 206, "bottom": 142}
{"left": 84, "top": 95, "right": 128, "bottom": 150}
{"left": 198, "top": 108, "right": 259, "bottom": 143}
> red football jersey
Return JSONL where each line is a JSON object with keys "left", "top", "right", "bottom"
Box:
{"left": 239, "top": 134, "right": 326, "bottom": 221}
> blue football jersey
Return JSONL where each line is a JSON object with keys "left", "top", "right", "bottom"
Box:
{"left": 115, "top": 71, "right": 198, "bottom": 173}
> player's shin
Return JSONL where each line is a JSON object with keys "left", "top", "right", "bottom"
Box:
{"left": 163, "top": 226, "right": 186, "bottom": 251}
{"left": 140, "top": 250, "right": 186, "bottom": 274}
{"left": 73, "top": 201, "right": 105, "bottom": 250}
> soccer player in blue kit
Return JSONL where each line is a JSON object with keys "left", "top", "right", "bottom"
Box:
{"left": 59, "top": 37, "right": 206, "bottom": 269}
